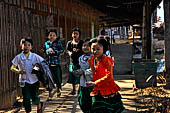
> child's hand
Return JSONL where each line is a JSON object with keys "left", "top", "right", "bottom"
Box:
{"left": 33, "top": 63, "right": 39, "bottom": 67}
{"left": 86, "top": 81, "right": 95, "bottom": 86}
{"left": 72, "top": 71, "right": 83, "bottom": 77}
{"left": 72, "top": 70, "right": 79, "bottom": 77}
{"left": 72, "top": 70, "right": 81, "bottom": 75}
{"left": 19, "top": 70, "right": 26, "bottom": 74}
{"left": 72, "top": 70, "right": 78, "bottom": 75}
{"left": 76, "top": 71, "right": 83, "bottom": 75}
{"left": 49, "top": 48, "right": 55, "bottom": 54}
{"left": 68, "top": 51, "right": 72, "bottom": 56}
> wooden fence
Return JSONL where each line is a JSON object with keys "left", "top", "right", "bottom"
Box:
{"left": 0, "top": 2, "right": 47, "bottom": 109}
{"left": 0, "top": 0, "right": 100, "bottom": 109}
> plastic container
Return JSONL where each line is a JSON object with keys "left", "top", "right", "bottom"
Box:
{"left": 133, "top": 59, "right": 158, "bottom": 88}
{"left": 19, "top": 74, "right": 26, "bottom": 87}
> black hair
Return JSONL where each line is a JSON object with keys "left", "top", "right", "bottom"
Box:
{"left": 100, "top": 29, "right": 105, "bottom": 35}
{"left": 84, "top": 38, "right": 90, "bottom": 43}
{"left": 47, "top": 29, "right": 57, "bottom": 36}
{"left": 82, "top": 38, "right": 90, "bottom": 47}
{"left": 24, "top": 38, "right": 33, "bottom": 45}
{"left": 104, "top": 36, "right": 110, "bottom": 42}
{"left": 89, "top": 37, "right": 108, "bottom": 53}
{"left": 98, "top": 35, "right": 110, "bottom": 51}
{"left": 72, "top": 27, "right": 81, "bottom": 36}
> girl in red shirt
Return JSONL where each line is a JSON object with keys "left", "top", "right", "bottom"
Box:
{"left": 87, "top": 37, "right": 124, "bottom": 113}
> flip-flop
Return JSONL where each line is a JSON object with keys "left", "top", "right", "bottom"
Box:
{"left": 56, "top": 91, "right": 61, "bottom": 97}
{"left": 47, "top": 97, "right": 52, "bottom": 101}
{"left": 69, "top": 91, "right": 76, "bottom": 95}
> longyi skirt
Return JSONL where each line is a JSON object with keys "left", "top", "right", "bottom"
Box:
{"left": 78, "top": 86, "right": 93, "bottom": 113}
{"left": 91, "top": 92, "right": 124, "bottom": 113}
{"left": 49, "top": 64, "right": 62, "bottom": 89}
{"left": 67, "top": 64, "right": 80, "bottom": 84}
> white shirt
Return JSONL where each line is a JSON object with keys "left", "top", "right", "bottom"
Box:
{"left": 78, "top": 54, "right": 93, "bottom": 87}
{"left": 12, "top": 52, "right": 44, "bottom": 84}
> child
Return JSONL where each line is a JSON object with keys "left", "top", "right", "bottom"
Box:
{"left": 72, "top": 38, "right": 93, "bottom": 113}
{"left": 98, "top": 35, "right": 115, "bottom": 75}
{"left": 66, "top": 27, "right": 84, "bottom": 95}
{"left": 10, "top": 38, "right": 44, "bottom": 113}
{"left": 43, "top": 29, "right": 64, "bottom": 100}
{"left": 86, "top": 37, "right": 124, "bottom": 113}
{"left": 98, "top": 35, "right": 111, "bottom": 57}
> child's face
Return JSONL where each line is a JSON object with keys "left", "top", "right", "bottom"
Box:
{"left": 48, "top": 32, "right": 57, "bottom": 42}
{"left": 82, "top": 41, "right": 91, "bottom": 54}
{"left": 91, "top": 42, "right": 103, "bottom": 58}
{"left": 72, "top": 31, "right": 79, "bottom": 40}
{"left": 23, "top": 41, "right": 32, "bottom": 53}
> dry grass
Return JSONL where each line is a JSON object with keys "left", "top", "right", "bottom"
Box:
{"left": 134, "top": 75, "right": 170, "bottom": 113}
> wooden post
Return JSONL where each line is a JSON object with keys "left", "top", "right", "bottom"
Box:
{"left": 111, "top": 28, "right": 113, "bottom": 44}
{"left": 64, "top": 0, "right": 67, "bottom": 44}
{"left": 142, "top": 1, "right": 152, "bottom": 59}
{"left": 47, "top": 0, "right": 50, "bottom": 14}
{"left": 146, "top": 0, "right": 151, "bottom": 59}
{"left": 142, "top": 5, "right": 147, "bottom": 59}
{"left": 21, "top": 0, "right": 24, "bottom": 9}
{"left": 164, "top": 0, "right": 170, "bottom": 89}
{"left": 36, "top": 0, "right": 39, "bottom": 13}
{"left": 132, "top": 26, "right": 135, "bottom": 46}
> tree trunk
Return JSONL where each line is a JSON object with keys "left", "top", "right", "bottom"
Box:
{"left": 164, "top": 0, "right": 170, "bottom": 88}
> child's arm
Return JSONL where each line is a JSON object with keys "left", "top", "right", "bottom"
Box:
{"left": 52, "top": 40, "right": 64, "bottom": 55}
{"left": 10, "top": 65, "right": 25, "bottom": 74}
{"left": 43, "top": 43, "right": 50, "bottom": 55}
{"left": 84, "top": 68, "right": 92, "bottom": 76}
{"left": 94, "top": 59, "right": 113, "bottom": 86}
{"left": 87, "top": 62, "right": 113, "bottom": 87}
{"left": 66, "top": 41, "right": 72, "bottom": 56}
{"left": 43, "top": 41, "right": 55, "bottom": 55}
{"left": 72, "top": 69, "right": 83, "bottom": 77}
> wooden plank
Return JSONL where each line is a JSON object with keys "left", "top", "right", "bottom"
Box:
{"left": 164, "top": 0, "right": 170, "bottom": 89}
{"left": 0, "top": 3, "right": 3, "bottom": 96}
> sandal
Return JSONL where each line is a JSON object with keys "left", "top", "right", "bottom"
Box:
{"left": 56, "top": 91, "right": 61, "bottom": 97}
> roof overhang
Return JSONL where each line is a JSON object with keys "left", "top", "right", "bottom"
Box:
{"left": 80, "top": 0, "right": 162, "bottom": 27}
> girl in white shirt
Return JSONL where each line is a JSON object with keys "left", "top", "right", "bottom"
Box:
{"left": 72, "top": 39, "right": 93, "bottom": 113}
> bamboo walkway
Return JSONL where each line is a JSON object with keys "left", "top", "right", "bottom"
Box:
{"left": 5, "top": 75, "right": 138, "bottom": 113}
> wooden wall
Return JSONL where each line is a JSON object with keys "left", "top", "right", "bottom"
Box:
{"left": 0, "top": 2, "right": 47, "bottom": 109}
{"left": 0, "top": 0, "right": 100, "bottom": 109}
